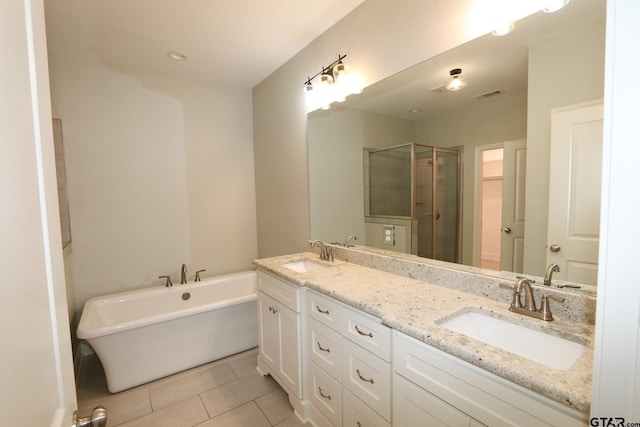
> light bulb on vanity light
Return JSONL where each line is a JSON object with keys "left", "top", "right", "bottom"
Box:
{"left": 543, "top": 0, "right": 570, "bottom": 13}
{"left": 317, "top": 72, "right": 335, "bottom": 110}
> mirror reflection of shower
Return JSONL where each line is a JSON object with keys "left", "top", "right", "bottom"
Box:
{"left": 364, "top": 143, "right": 462, "bottom": 263}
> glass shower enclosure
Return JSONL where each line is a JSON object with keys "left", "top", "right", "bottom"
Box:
{"left": 365, "top": 143, "right": 462, "bottom": 262}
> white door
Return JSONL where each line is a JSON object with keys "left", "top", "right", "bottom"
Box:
{"left": 501, "top": 139, "right": 527, "bottom": 272}
{"left": 547, "top": 101, "right": 603, "bottom": 286}
{"left": 1, "top": 0, "right": 78, "bottom": 425}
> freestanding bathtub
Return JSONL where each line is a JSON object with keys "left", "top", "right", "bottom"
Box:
{"left": 77, "top": 270, "right": 258, "bottom": 392}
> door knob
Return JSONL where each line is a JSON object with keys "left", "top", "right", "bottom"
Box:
{"left": 549, "top": 244, "right": 561, "bottom": 253}
{"left": 502, "top": 227, "right": 512, "bottom": 234}
{"left": 72, "top": 407, "right": 107, "bottom": 427}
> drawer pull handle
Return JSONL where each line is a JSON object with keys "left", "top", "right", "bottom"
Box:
{"left": 356, "top": 369, "right": 375, "bottom": 384}
{"left": 355, "top": 325, "right": 373, "bottom": 338}
{"left": 318, "top": 387, "right": 332, "bottom": 400}
{"left": 357, "top": 422, "right": 362, "bottom": 427}
{"left": 317, "top": 342, "right": 331, "bottom": 353}
{"left": 268, "top": 306, "right": 278, "bottom": 314}
{"left": 316, "top": 305, "right": 330, "bottom": 315}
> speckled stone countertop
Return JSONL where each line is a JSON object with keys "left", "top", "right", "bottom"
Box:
{"left": 253, "top": 252, "right": 593, "bottom": 415}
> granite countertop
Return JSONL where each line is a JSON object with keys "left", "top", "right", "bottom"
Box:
{"left": 253, "top": 252, "right": 594, "bottom": 415}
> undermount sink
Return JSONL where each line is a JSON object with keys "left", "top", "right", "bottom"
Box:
{"left": 280, "top": 258, "right": 330, "bottom": 273}
{"left": 439, "top": 310, "right": 585, "bottom": 370}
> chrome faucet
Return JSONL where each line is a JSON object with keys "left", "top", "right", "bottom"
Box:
{"left": 311, "top": 240, "right": 333, "bottom": 261}
{"left": 344, "top": 234, "right": 357, "bottom": 247}
{"left": 543, "top": 263, "right": 560, "bottom": 287}
{"left": 500, "top": 278, "right": 565, "bottom": 321}
{"left": 180, "top": 264, "right": 187, "bottom": 284}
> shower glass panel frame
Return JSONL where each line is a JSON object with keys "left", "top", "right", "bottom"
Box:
{"left": 364, "top": 142, "right": 462, "bottom": 263}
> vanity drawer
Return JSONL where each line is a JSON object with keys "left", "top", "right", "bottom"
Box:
{"left": 341, "top": 306, "right": 391, "bottom": 362}
{"left": 308, "top": 360, "right": 342, "bottom": 426}
{"left": 308, "top": 290, "right": 343, "bottom": 330}
{"left": 307, "top": 317, "right": 342, "bottom": 381}
{"left": 342, "top": 339, "right": 392, "bottom": 422}
{"left": 257, "top": 271, "right": 300, "bottom": 312}
{"left": 343, "top": 388, "right": 390, "bottom": 427}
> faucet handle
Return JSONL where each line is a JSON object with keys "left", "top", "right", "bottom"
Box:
{"left": 538, "top": 294, "right": 565, "bottom": 320}
{"left": 499, "top": 282, "right": 523, "bottom": 310}
{"left": 159, "top": 275, "right": 173, "bottom": 287}
{"left": 195, "top": 269, "right": 206, "bottom": 282}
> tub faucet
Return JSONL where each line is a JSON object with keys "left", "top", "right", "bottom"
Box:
{"left": 159, "top": 275, "right": 172, "bottom": 287}
{"left": 544, "top": 263, "right": 560, "bottom": 287}
{"left": 195, "top": 269, "right": 205, "bottom": 282}
{"left": 181, "top": 264, "right": 187, "bottom": 284}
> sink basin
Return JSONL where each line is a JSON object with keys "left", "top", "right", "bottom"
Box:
{"left": 440, "top": 310, "right": 585, "bottom": 370}
{"left": 280, "top": 259, "right": 330, "bottom": 273}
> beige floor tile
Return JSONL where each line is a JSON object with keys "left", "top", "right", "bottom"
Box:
{"left": 116, "top": 395, "right": 209, "bottom": 427}
{"left": 149, "top": 362, "right": 238, "bottom": 410}
{"left": 273, "top": 415, "right": 308, "bottom": 427}
{"left": 255, "top": 388, "right": 295, "bottom": 425}
{"left": 196, "top": 401, "right": 271, "bottom": 427}
{"left": 78, "top": 386, "right": 152, "bottom": 427}
{"left": 228, "top": 349, "right": 259, "bottom": 377}
{"left": 200, "top": 371, "right": 280, "bottom": 418}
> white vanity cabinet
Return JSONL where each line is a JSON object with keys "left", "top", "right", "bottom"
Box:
{"left": 256, "top": 271, "right": 303, "bottom": 401}
{"left": 306, "top": 290, "right": 392, "bottom": 427}
{"left": 392, "top": 331, "right": 587, "bottom": 427}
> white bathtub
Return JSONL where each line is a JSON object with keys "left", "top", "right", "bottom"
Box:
{"left": 77, "top": 270, "right": 258, "bottom": 392}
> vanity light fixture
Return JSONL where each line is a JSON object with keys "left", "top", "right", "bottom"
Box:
{"left": 166, "top": 51, "right": 187, "bottom": 61}
{"left": 304, "top": 54, "right": 363, "bottom": 111}
{"left": 543, "top": 0, "right": 570, "bottom": 13}
{"left": 446, "top": 68, "right": 466, "bottom": 92}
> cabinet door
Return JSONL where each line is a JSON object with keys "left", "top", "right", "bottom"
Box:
{"left": 393, "top": 373, "right": 481, "bottom": 427}
{"left": 258, "top": 292, "right": 280, "bottom": 372}
{"left": 278, "top": 300, "right": 302, "bottom": 397}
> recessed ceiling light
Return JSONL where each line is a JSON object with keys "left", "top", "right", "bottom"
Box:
{"left": 167, "top": 51, "right": 187, "bottom": 61}
{"left": 409, "top": 108, "right": 422, "bottom": 113}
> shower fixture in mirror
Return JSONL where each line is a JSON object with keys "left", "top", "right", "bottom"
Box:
{"left": 307, "top": 0, "right": 605, "bottom": 291}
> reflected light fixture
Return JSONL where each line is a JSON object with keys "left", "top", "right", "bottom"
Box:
{"left": 446, "top": 68, "right": 466, "bottom": 92}
{"left": 304, "top": 54, "right": 363, "bottom": 111}
{"left": 492, "top": 22, "right": 515, "bottom": 36}
{"left": 543, "top": 0, "right": 570, "bottom": 13}
{"left": 167, "top": 51, "right": 187, "bottom": 61}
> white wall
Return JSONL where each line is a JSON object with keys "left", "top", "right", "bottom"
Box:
{"left": 49, "top": 53, "right": 257, "bottom": 315}
{"left": 591, "top": 0, "right": 640, "bottom": 419}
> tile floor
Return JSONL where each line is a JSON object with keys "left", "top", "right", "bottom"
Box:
{"left": 76, "top": 348, "right": 306, "bottom": 427}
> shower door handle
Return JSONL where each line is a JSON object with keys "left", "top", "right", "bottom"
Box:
{"left": 502, "top": 227, "right": 512, "bottom": 234}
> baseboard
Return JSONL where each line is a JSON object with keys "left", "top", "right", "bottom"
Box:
{"left": 73, "top": 341, "right": 94, "bottom": 386}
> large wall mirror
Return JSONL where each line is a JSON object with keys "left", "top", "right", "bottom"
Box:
{"left": 308, "top": 0, "right": 605, "bottom": 293}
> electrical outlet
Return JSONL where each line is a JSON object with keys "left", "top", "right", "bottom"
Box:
{"left": 383, "top": 225, "right": 395, "bottom": 246}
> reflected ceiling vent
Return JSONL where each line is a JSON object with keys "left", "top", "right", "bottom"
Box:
{"left": 473, "top": 89, "right": 505, "bottom": 99}
{"left": 430, "top": 84, "right": 447, "bottom": 94}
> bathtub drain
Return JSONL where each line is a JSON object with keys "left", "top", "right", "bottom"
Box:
{"left": 182, "top": 292, "right": 191, "bottom": 301}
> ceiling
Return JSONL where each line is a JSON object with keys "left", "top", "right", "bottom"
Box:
{"left": 43, "top": 0, "right": 366, "bottom": 89}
